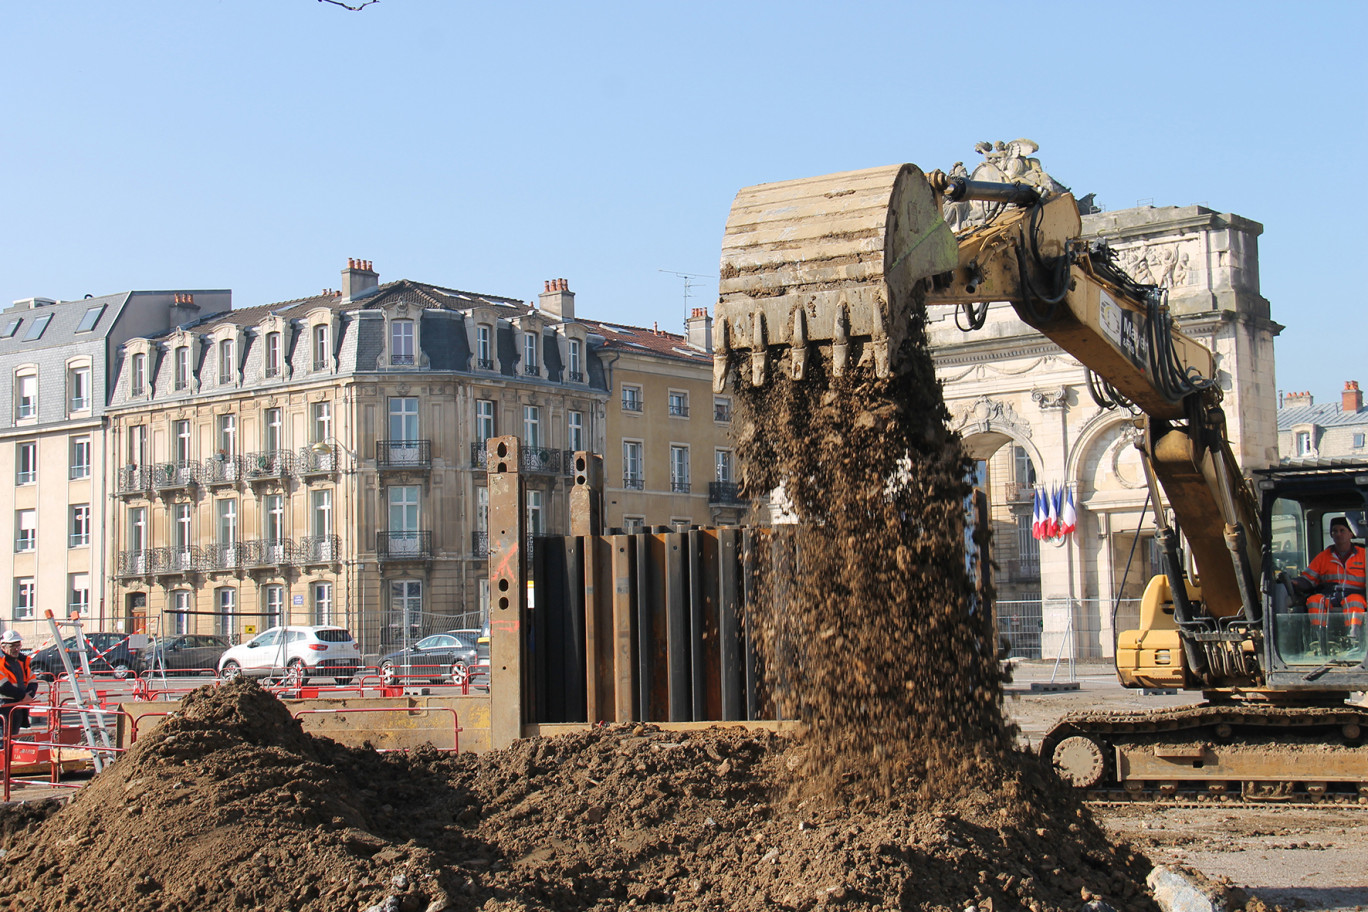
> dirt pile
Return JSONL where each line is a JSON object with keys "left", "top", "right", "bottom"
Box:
{"left": 0, "top": 682, "right": 1153, "bottom": 911}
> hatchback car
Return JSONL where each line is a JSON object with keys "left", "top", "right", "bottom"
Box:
{"left": 378, "top": 631, "right": 480, "bottom": 685}
{"left": 137, "top": 634, "right": 232, "bottom": 676}
{"left": 218, "top": 626, "right": 361, "bottom": 685}
{"left": 29, "top": 633, "right": 140, "bottom": 681}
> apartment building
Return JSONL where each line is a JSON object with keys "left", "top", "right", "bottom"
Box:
{"left": 0, "top": 290, "right": 229, "bottom": 640}
{"left": 580, "top": 306, "right": 744, "bottom": 529}
{"left": 104, "top": 263, "right": 607, "bottom": 655}
{"left": 1277, "top": 383, "right": 1368, "bottom": 462}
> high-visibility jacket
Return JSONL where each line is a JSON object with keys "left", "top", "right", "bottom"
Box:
{"left": 1301, "top": 545, "right": 1366, "bottom": 599}
{"left": 0, "top": 653, "right": 34, "bottom": 700}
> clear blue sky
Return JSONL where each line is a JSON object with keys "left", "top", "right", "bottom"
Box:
{"left": 4, "top": 1, "right": 1363, "bottom": 406}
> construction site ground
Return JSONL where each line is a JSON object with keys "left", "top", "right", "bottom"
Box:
{"left": 1007, "top": 660, "right": 1368, "bottom": 911}
{"left": 0, "top": 666, "right": 1363, "bottom": 910}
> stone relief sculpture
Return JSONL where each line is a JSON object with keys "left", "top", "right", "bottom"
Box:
{"left": 944, "top": 139, "right": 1069, "bottom": 234}
{"left": 952, "top": 395, "right": 1032, "bottom": 440}
{"left": 1116, "top": 241, "right": 1193, "bottom": 290}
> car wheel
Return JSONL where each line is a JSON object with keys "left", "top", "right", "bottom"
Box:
{"left": 221, "top": 660, "right": 241, "bottom": 681}
{"left": 381, "top": 661, "right": 399, "bottom": 685}
{"left": 286, "top": 658, "right": 307, "bottom": 686}
{"left": 449, "top": 662, "right": 470, "bottom": 686}
{"left": 113, "top": 663, "right": 131, "bottom": 681}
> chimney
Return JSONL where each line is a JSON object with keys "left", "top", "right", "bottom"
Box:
{"left": 169, "top": 292, "right": 200, "bottom": 326}
{"left": 685, "top": 306, "right": 712, "bottom": 351}
{"left": 538, "top": 277, "right": 575, "bottom": 322}
{"left": 342, "top": 258, "right": 379, "bottom": 302}
{"left": 1344, "top": 381, "right": 1363, "bottom": 413}
{"left": 1284, "top": 390, "right": 1314, "bottom": 408}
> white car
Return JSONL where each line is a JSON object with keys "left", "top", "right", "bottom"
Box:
{"left": 218, "top": 626, "right": 361, "bottom": 685}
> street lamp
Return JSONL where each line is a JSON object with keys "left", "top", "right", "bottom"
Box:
{"left": 310, "top": 437, "right": 357, "bottom": 471}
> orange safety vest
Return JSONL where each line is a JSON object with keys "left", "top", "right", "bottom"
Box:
{"left": 1302, "top": 545, "right": 1366, "bottom": 597}
{"left": 0, "top": 653, "right": 34, "bottom": 693}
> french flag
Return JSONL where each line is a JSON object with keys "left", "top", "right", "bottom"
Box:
{"left": 1060, "top": 486, "right": 1078, "bottom": 536}
{"left": 1046, "top": 484, "right": 1060, "bottom": 539}
{"left": 1032, "top": 486, "right": 1045, "bottom": 540}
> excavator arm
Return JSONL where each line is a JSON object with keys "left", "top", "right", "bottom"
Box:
{"left": 714, "top": 163, "right": 1264, "bottom": 686}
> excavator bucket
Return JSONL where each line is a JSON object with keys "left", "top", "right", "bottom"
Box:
{"left": 714, "top": 163, "right": 957, "bottom": 391}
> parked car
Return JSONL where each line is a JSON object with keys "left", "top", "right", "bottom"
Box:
{"left": 29, "top": 633, "right": 140, "bottom": 681}
{"left": 137, "top": 634, "right": 232, "bottom": 676}
{"left": 217, "top": 626, "right": 361, "bottom": 685}
{"left": 450, "top": 628, "right": 491, "bottom": 665}
{"left": 378, "top": 631, "right": 480, "bottom": 685}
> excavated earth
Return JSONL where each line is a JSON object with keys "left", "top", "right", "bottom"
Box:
{"left": 0, "top": 680, "right": 1155, "bottom": 912}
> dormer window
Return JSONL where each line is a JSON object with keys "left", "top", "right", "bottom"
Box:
{"left": 391, "top": 319, "right": 415, "bottom": 366}
{"left": 313, "top": 324, "right": 330, "bottom": 371}
{"left": 219, "top": 339, "right": 235, "bottom": 384}
{"left": 131, "top": 353, "right": 146, "bottom": 397}
{"left": 476, "top": 325, "right": 493, "bottom": 370}
{"left": 568, "top": 338, "right": 583, "bottom": 382}
{"left": 523, "top": 331, "right": 539, "bottom": 375}
{"left": 15, "top": 373, "right": 36, "bottom": 420}
{"left": 1296, "top": 430, "right": 1314, "bottom": 457}
{"left": 265, "top": 332, "right": 281, "bottom": 378}
{"left": 174, "top": 346, "right": 190, "bottom": 391}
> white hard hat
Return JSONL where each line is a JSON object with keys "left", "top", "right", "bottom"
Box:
{"left": 1, "top": 630, "right": 21, "bottom": 644}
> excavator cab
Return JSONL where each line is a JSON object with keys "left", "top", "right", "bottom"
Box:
{"left": 1258, "top": 464, "right": 1368, "bottom": 688}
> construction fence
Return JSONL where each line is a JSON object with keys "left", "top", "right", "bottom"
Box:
{"left": 995, "top": 598, "right": 1141, "bottom": 662}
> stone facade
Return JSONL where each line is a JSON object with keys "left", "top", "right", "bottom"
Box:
{"left": 931, "top": 203, "right": 1281, "bottom": 658}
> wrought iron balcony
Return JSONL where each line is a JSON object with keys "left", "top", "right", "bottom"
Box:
{"left": 203, "top": 541, "right": 248, "bottom": 571}
{"left": 669, "top": 403, "right": 690, "bottom": 418}
{"left": 476, "top": 357, "right": 495, "bottom": 371}
{"left": 242, "top": 539, "right": 293, "bottom": 568}
{"left": 296, "top": 447, "right": 337, "bottom": 476}
{"left": 1003, "top": 482, "right": 1035, "bottom": 504}
{"left": 471, "top": 530, "right": 489, "bottom": 557}
{"left": 622, "top": 397, "right": 643, "bottom": 413}
{"left": 568, "top": 370, "right": 584, "bottom": 383}
{"left": 245, "top": 450, "right": 293, "bottom": 481}
{"left": 470, "top": 441, "right": 490, "bottom": 470}
{"left": 202, "top": 455, "right": 244, "bottom": 486}
{"left": 151, "top": 462, "right": 199, "bottom": 491}
{"left": 116, "top": 466, "right": 152, "bottom": 496}
{"left": 377, "top": 531, "right": 432, "bottom": 562}
{"left": 523, "top": 364, "right": 539, "bottom": 376}
{"left": 670, "top": 479, "right": 691, "bottom": 494}
{"left": 151, "top": 546, "right": 201, "bottom": 576}
{"left": 623, "top": 474, "right": 644, "bottom": 490}
{"left": 298, "top": 534, "right": 340, "bottom": 564}
{"left": 377, "top": 439, "right": 431, "bottom": 470}
{"left": 708, "top": 481, "right": 745, "bottom": 505}
{"left": 522, "top": 446, "right": 564, "bottom": 475}
{"left": 714, "top": 402, "right": 732, "bottom": 423}
{"left": 117, "top": 550, "right": 153, "bottom": 577}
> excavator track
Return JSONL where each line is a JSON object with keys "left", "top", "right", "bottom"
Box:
{"left": 1040, "top": 703, "right": 1368, "bottom": 805}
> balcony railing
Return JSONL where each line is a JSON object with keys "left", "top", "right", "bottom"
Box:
{"left": 245, "top": 450, "right": 293, "bottom": 480}
{"left": 377, "top": 439, "right": 431, "bottom": 470}
{"left": 623, "top": 474, "right": 644, "bottom": 490}
{"left": 1003, "top": 482, "right": 1035, "bottom": 504}
{"left": 523, "top": 365, "right": 539, "bottom": 376}
{"left": 297, "top": 534, "right": 340, "bottom": 564}
{"left": 243, "top": 539, "right": 293, "bottom": 568}
{"left": 151, "top": 546, "right": 201, "bottom": 575}
{"left": 117, "top": 466, "right": 152, "bottom": 495}
{"left": 714, "top": 403, "right": 732, "bottom": 423}
{"left": 377, "top": 531, "right": 432, "bottom": 562}
{"left": 669, "top": 403, "right": 689, "bottom": 418}
{"left": 470, "top": 442, "right": 490, "bottom": 470}
{"left": 151, "top": 462, "right": 199, "bottom": 491}
{"left": 522, "top": 446, "right": 564, "bottom": 475}
{"left": 117, "top": 550, "right": 153, "bottom": 577}
{"left": 476, "top": 357, "right": 495, "bottom": 371}
{"left": 568, "top": 370, "right": 584, "bottom": 383}
{"left": 203, "top": 541, "right": 247, "bottom": 571}
{"left": 296, "top": 447, "right": 337, "bottom": 475}
{"left": 670, "top": 479, "right": 691, "bottom": 494}
{"left": 708, "top": 481, "right": 745, "bottom": 505}
{"left": 202, "top": 455, "right": 244, "bottom": 486}
{"left": 470, "top": 531, "right": 536, "bottom": 560}
{"left": 622, "top": 398, "right": 643, "bottom": 413}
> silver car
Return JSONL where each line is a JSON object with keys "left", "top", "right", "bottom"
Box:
{"left": 218, "top": 626, "right": 361, "bottom": 685}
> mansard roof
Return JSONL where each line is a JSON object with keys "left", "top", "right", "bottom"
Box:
{"left": 578, "top": 318, "right": 709, "bottom": 364}
{"left": 1277, "top": 402, "right": 1368, "bottom": 430}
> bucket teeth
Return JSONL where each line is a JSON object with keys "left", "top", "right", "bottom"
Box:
{"left": 831, "top": 303, "right": 849, "bottom": 378}
{"left": 750, "top": 311, "right": 768, "bottom": 387}
{"left": 791, "top": 308, "right": 808, "bottom": 380}
{"left": 713, "top": 318, "right": 731, "bottom": 393}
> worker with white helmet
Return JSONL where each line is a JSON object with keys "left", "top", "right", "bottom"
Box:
{"left": 0, "top": 630, "right": 38, "bottom": 734}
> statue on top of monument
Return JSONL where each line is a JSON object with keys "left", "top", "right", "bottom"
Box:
{"left": 943, "top": 139, "right": 1069, "bottom": 234}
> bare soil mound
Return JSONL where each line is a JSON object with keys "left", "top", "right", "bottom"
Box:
{"left": 0, "top": 680, "right": 1154, "bottom": 912}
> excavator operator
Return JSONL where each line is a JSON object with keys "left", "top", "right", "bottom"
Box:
{"left": 1293, "top": 516, "right": 1366, "bottom": 641}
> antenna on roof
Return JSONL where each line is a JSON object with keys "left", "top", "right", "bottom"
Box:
{"left": 658, "top": 269, "right": 715, "bottom": 326}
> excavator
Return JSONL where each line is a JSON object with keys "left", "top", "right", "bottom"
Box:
{"left": 711, "top": 156, "right": 1368, "bottom": 801}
